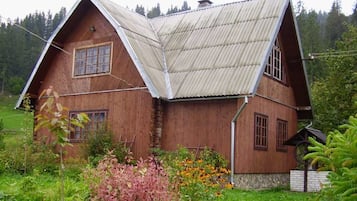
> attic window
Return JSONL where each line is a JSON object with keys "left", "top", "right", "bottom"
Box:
{"left": 73, "top": 43, "right": 112, "bottom": 77}
{"left": 265, "top": 39, "right": 284, "bottom": 82}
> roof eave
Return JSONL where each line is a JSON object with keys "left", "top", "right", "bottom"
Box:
{"left": 162, "top": 93, "right": 254, "bottom": 102}
{"left": 290, "top": 0, "right": 314, "bottom": 118}
{"left": 91, "top": 0, "right": 160, "bottom": 98}
{"left": 15, "top": 0, "right": 83, "bottom": 109}
{"left": 249, "top": 0, "right": 291, "bottom": 96}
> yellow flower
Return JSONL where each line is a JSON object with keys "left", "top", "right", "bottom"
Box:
{"left": 225, "top": 183, "right": 233, "bottom": 189}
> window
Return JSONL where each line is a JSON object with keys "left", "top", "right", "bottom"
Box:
{"left": 74, "top": 43, "right": 112, "bottom": 76}
{"left": 264, "top": 39, "right": 284, "bottom": 81}
{"left": 69, "top": 110, "right": 107, "bottom": 142}
{"left": 254, "top": 113, "right": 268, "bottom": 150}
{"left": 276, "top": 119, "right": 288, "bottom": 152}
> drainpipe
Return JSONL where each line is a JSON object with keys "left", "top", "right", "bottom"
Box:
{"left": 230, "top": 96, "right": 249, "bottom": 185}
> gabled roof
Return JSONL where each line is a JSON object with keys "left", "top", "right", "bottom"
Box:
{"left": 96, "top": 0, "right": 290, "bottom": 99}
{"left": 284, "top": 127, "right": 326, "bottom": 146}
{"left": 17, "top": 0, "right": 310, "bottom": 110}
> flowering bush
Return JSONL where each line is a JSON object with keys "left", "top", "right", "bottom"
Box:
{"left": 177, "top": 158, "right": 230, "bottom": 200}
{"left": 156, "top": 147, "right": 231, "bottom": 201}
{"left": 83, "top": 151, "right": 177, "bottom": 201}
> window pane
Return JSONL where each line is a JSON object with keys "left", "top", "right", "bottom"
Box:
{"left": 74, "top": 44, "right": 111, "bottom": 76}
{"left": 69, "top": 111, "right": 107, "bottom": 142}
{"left": 265, "top": 39, "right": 284, "bottom": 82}
{"left": 254, "top": 114, "right": 268, "bottom": 150}
{"left": 276, "top": 119, "right": 288, "bottom": 151}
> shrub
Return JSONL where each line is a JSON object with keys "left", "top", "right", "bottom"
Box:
{"left": 0, "top": 134, "right": 58, "bottom": 175}
{"left": 155, "top": 147, "right": 230, "bottom": 201}
{"left": 13, "top": 176, "right": 45, "bottom": 201}
{"left": 305, "top": 114, "right": 357, "bottom": 201}
{"left": 83, "top": 151, "right": 177, "bottom": 200}
{"left": 83, "top": 127, "right": 134, "bottom": 167}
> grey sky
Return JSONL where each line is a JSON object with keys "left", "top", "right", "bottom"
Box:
{"left": 0, "top": 0, "right": 355, "bottom": 21}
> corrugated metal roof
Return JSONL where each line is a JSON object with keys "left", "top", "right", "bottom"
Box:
{"left": 149, "top": 0, "right": 288, "bottom": 99}
{"left": 17, "top": 0, "right": 292, "bottom": 107}
{"left": 94, "top": 0, "right": 290, "bottom": 99}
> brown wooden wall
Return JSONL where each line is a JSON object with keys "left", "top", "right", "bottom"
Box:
{"left": 32, "top": 4, "right": 153, "bottom": 159}
{"left": 161, "top": 100, "right": 237, "bottom": 159}
{"left": 36, "top": 4, "right": 145, "bottom": 96}
{"left": 35, "top": 91, "right": 153, "bottom": 158}
{"left": 161, "top": 76, "right": 298, "bottom": 174}
{"left": 235, "top": 96, "right": 297, "bottom": 173}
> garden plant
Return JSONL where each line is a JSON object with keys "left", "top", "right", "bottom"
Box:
{"left": 305, "top": 113, "right": 357, "bottom": 201}
{"left": 34, "top": 86, "right": 89, "bottom": 201}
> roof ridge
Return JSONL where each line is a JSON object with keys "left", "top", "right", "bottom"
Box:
{"left": 147, "top": 19, "right": 173, "bottom": 98}
{"left": 150, "top": 0, "right": 256, "bottom": 20}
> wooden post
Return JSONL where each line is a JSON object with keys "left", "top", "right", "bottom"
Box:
{"left": 304, "top": 152, "right": 308, "bottom": 192}
{"left": 303, "top": 132, "right": 309, "bottom": 192}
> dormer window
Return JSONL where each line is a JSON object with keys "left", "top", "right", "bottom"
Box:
{"left": 264, "top": 39, "right": 284, "bottom": 82}
{"left": 73, "top": 43, "right": 112, "bottom": 77}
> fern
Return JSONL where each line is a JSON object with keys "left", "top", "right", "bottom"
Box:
{"left": 305, "top": 114, "right": 357, "bottom": 201}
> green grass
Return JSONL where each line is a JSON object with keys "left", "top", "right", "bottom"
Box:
{"left": 0, "top": 173, "right": 90, "bottom": 200}
{"left": 0, "top": 172, "right": 317, "bottom": 201}
{"left": 0, "top": 173, "right": 54, "bottom": 195}
{"left": 221, "top": 188, "right": 317, "bottom": 201}
{"left": 0, "top": 95, "right": 33, "bottom": 132}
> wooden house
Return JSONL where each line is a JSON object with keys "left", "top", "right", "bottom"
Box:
{"left": 16, "top": 0, "right": 312, "bottom": 188}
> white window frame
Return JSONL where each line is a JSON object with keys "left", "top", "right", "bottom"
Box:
{"left": 264, "top": 39, "right": 284, "bottom": 81}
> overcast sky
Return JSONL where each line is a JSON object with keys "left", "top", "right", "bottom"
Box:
{"left": 0, "top": 0, "right": 356, "bottom": 21}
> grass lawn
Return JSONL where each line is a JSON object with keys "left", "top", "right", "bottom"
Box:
{"left": 0, "top": 173, "right": 90, "bottom": 200}
{"left": 0, "top": 172, "right": 317, "bottom": 201}
{"left": 0, "top": 95, "right": 33, "bottom": 132}
{"left": 221, "top": 188, "right": 317, "bottom": 201}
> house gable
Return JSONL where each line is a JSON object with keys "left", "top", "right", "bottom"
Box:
{"left": 16, "top": 0, "right": 147, "bottom": 103}
{"left": 17, "top": 0, "right": 312, "bottom": 120}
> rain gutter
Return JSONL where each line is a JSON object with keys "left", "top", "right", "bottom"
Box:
{"left": 230, "top": 96, "right": 249, "bottom": 185}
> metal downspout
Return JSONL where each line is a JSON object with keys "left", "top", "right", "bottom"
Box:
{"left": 230, "top": 96, "right": 249, "bottom": 185}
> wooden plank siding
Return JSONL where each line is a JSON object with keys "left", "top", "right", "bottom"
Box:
{"left": 235, "top": 97, "right": 297, "bottom": 173}
{"left": 161, "top": 100, "right": 236, "bottom": 161}
{"left": 161, "top": 75, "right": 297, "bottom": 174}
{"left": 34, "top": 91, "right": 153, "bottom": 159}
{"left": 32, "top": 6, "right": 153, "bottom": 159}
{"left": 236, "top": 75, "right": 297, "bottom": 173}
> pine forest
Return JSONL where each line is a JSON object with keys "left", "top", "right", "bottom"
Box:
{"left": 0, "top": 0, "right": 357, "bottom": 133}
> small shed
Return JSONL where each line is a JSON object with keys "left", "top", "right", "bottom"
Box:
{"left": 285, "top": 127, "right": 326, "bottom": 146}
{"left": 285, "top": 127, "right": 327, "bottom": 192}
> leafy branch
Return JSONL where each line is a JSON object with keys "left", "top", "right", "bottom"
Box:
{"left": 34, "top": 86, "right": 89, "bottom": 201}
